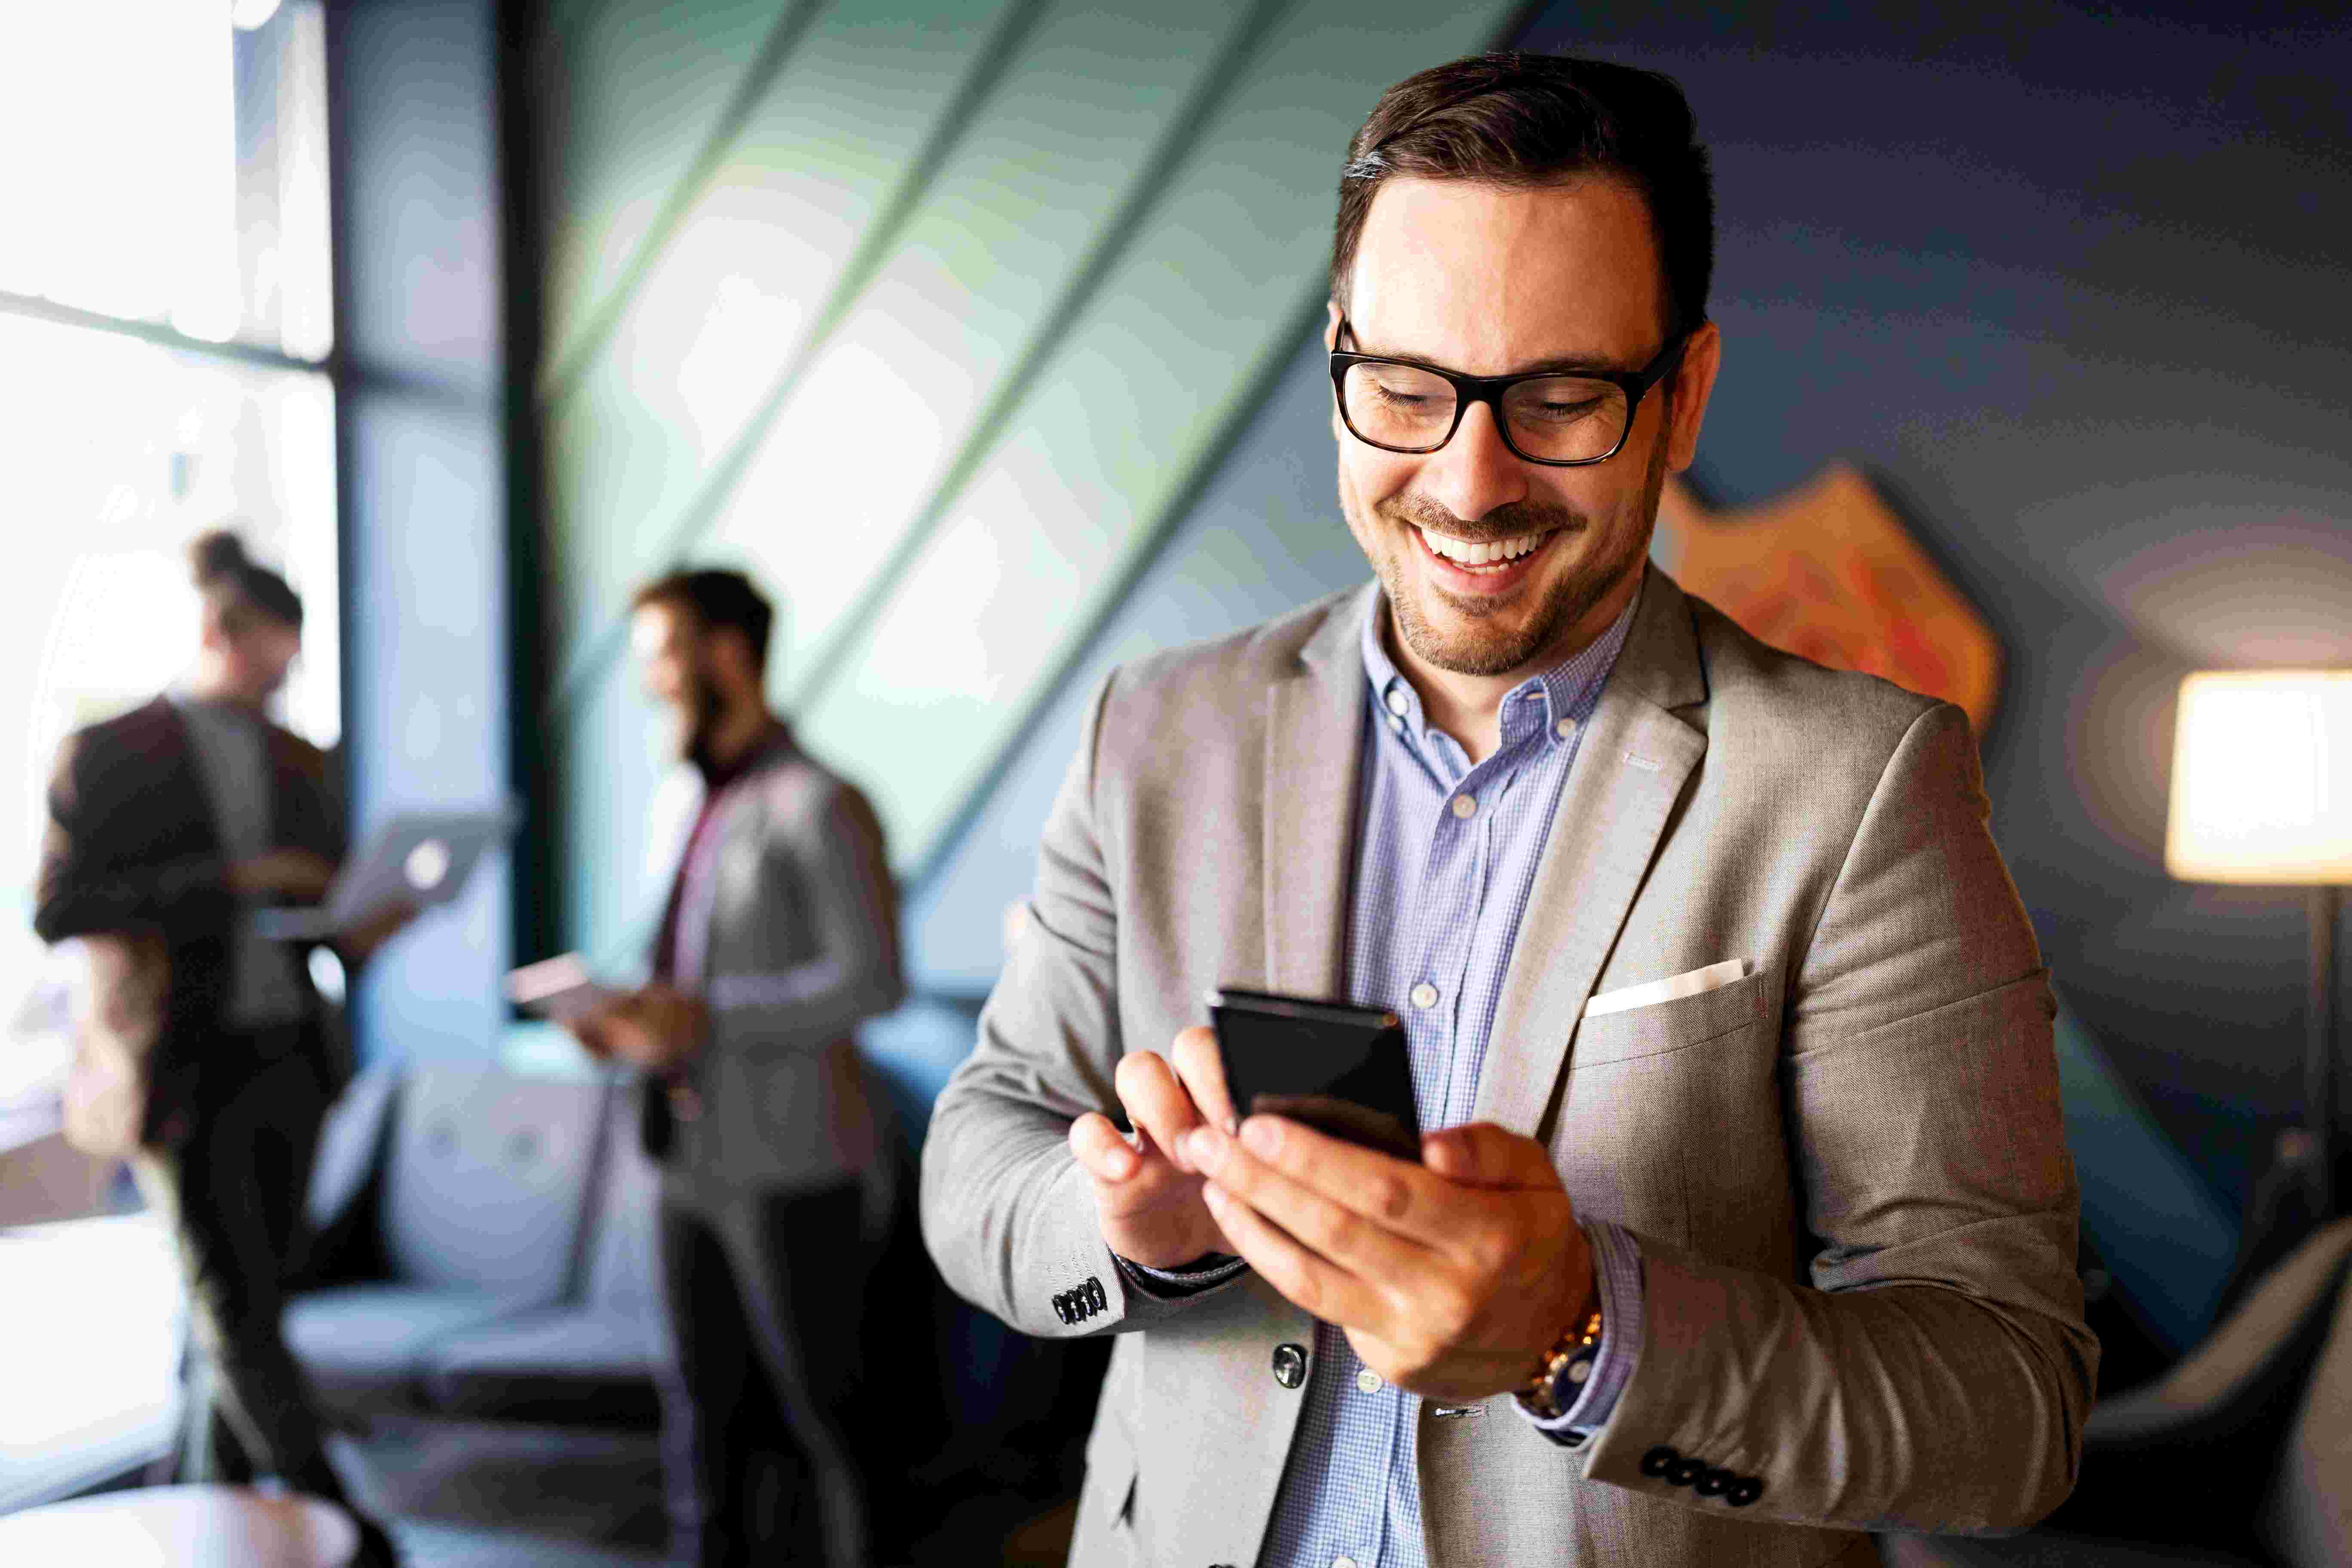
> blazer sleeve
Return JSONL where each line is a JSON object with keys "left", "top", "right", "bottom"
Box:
{"left": 33, "top": 729, "right": 233, "bottom": 946}
{"left": 920, "top": 672, "right": 1225, "bottom": 1338}
{"left": 1580, "top": 701, "right": 2098, "bottom": 1534}
{"left": 703, "top": 777, "right": 906, "bottom": 1056}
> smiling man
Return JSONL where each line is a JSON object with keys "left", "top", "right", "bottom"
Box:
{"left": 922, "top": 53, "right": 2095, "bottom": 1568}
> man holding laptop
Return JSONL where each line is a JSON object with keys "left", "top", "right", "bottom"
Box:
{"left": 922, "top": 53, "right": 2095, "bottom": 1567}
{"left": 34, "top": 533, "right": 411, "bottom": 1566}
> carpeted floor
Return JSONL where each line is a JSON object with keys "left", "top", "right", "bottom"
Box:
{"left": 388, "top": 1519, "right": 665, "bottom": 1567}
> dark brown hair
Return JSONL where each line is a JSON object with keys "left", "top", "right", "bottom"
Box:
{"left": 189, "top": 530, "right": 303, "bottom": 630}
{"left": 632, "top": 568, "right": 775, "bottom": 674}
{"left": 1332, "top": 52, "right": 1714, "bottom": 336}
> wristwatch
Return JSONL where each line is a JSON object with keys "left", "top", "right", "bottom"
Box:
{"left": 1514, "top": 1303, "right": 1605, "bottom": 1422}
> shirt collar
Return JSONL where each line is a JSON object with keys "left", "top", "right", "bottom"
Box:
{"left": 168, "top": 686, "right": 262, "bottom": 729}
{"left": 1359, "top": 568, "right": 1645, "bottom": 752}
{"left": 696, "top": 717, "right": 795, "bottom": 794}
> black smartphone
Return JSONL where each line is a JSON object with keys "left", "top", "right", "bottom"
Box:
{"left": 1208, "top": 988, "right": 1422, "bottom": 1161}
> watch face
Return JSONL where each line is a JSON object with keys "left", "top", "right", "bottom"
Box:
{"left": 1540, "top": 1345, "right": 1599, "bottom": 1417}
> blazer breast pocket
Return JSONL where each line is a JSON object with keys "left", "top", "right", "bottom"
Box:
{"left": 1569, "top": 965, "right": 1772, "bottom": 1069}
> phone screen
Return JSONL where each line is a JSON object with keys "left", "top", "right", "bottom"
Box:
{"left": 1210, "top": 988, "right": 1422, "bottom": 1161}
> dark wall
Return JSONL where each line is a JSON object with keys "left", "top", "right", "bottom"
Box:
{"left": 1498, "top": 2, "right": 2352, "bottom": 1211}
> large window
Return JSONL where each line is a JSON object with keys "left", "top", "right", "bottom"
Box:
{"left": 0, "top": 0, "right": 341, "bottom": 1504}
{"left": 0, "top": 0, "right": 339, "bottom": 1063}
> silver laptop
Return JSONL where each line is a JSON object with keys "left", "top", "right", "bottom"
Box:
{"left": 255, "top": 805, "right": 518, "bottom": 941}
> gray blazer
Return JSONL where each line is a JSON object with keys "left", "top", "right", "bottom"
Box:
{"left": 655, "top": 732, "right": 903, "bottom": 1202}
{"left": 920, "top": 572, "right": 2097, "bottom": 1568}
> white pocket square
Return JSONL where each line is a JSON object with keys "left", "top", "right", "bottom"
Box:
{"left": 1583, "top": 959, "right": 1750, "bottom": 1019}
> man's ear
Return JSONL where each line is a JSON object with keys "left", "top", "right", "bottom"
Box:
{"left": 1663, "top": 320, "right": 1721, "bottom": 475}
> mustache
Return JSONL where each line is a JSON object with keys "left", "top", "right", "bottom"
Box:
{"left": 1376, "top": 491, "right": 1587, "bottom": 543}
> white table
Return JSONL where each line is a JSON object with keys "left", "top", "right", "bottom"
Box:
{"left": 0, "top": 1484, "right": 360, "bottom": 1566}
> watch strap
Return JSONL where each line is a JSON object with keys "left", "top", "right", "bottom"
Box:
{"left": 1514, "top": 1304, "right": 1605, "bottom": 1422}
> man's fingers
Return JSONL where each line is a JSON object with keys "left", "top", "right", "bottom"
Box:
{"left": 1202, "top": 1180, "right": 1390, "bottom": 1332}
{"left": 1185, "top": 1122, "right": 1431, "bottom": 1283}
{"left": 1069, "top": 1111, "right": 1140, "bottom": 1183}
{"left": 1202, "top": 1113, "right": 1470, "bottom": 1250}
{"left": 1168, "top": 1026, "right": 1238, "bottom": 1136}
{"left": 1420, "top": 1121, "right": 1562, "bottom": 1191}
{"left": 1114, "top": 1050, "right": 1208, "bottom": 1173}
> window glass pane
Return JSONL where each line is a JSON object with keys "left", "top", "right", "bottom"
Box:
{"left": 0, "top": 0, "right": 332, "bottom": 358}
{"left": 0, "top": 311, "right": 337, "bottom": 1034}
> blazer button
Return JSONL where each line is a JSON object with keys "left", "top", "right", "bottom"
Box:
{"left": 1726, "top": 1476, "right": 1766, "bottom": 1508}
{"left": 1665, "top": 1457, "right": 1708, "bottom": 1488}
{"left": 1638, "top": 1444, "right": 1679, "bottom": 1478}
{"left": 1086, "top": 1276, "right": 1108, "bottom": 1314}
{"left": 1693, "top": 1467, "right": 1732, "bottom": 1497}
{"left": 1271, "top": 1342, "right": 1308, "bottom": 1389}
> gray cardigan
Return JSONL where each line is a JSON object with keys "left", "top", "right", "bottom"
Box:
{"left": 654, "top": 731, "right": 903, "bottom": 1200}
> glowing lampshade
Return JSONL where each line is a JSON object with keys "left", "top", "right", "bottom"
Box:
{"left": 2165, "top": 672, "right": 2352, "bottom": 885}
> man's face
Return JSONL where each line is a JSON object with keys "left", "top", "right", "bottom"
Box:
{"left": 631, "top": 602, "right": 724, "bottom": 762}
{"left": 1333, "top": 174, "right": 1718, "bottom": 679}
{"left": 201, "top": 593, "right": 300, "bottom": 703}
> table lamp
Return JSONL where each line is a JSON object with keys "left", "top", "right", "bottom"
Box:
{"left": 2165, "top": 671, "right": 2352, "bottom": 1219}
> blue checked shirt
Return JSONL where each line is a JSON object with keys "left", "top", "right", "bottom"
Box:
{"left": 1126, "top": 579, "right": 1651, "bottom": 1568}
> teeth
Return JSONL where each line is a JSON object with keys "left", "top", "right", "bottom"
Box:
{"left": 1418, "top": 525, "right": 1547, "bottom": 567}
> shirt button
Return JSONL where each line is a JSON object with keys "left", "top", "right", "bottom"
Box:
{"left": 1334, "top": 1558, "right": 1359, "bottom": 1568}
{"left": 1355, "top": 1368, "right": 1382, "bottom": 1394}
{"left": 1451, "top": 795, "right": 1476, "bottom": 818}
{"left": 1387, "top": 714, "right": 1404, "bottom": 734}
{"left": 1384, "top": 688, "right": 1409, "bottom": 716}
{"left": 1409, "top": 982, "right": 1439, "bottom": 1009}
{"left": 1555, "top": 717, "right": 1578, "bottom": 741}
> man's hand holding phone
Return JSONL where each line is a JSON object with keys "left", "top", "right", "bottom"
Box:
{"left": 1068, "top": 991, "right": 1596, "bottom": 1404}
{"left": 1182, "top": 1113, "right": 1595, "bottom": 1405}
{"left": 1066, "top": 1026, "right": 1240, "bottom": 1271}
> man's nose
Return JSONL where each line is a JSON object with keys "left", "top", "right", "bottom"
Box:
{"left": 1417, "top": 401, "right": 1528, "bottom": 524}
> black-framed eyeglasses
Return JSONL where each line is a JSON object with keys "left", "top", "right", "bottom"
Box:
{"left": 1329, "top": 316, "right": 1690, "bottom": 467}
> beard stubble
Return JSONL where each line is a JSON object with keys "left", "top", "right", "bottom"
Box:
{"left": 1366, "top": 452, "right": 1661, "bottom": 678}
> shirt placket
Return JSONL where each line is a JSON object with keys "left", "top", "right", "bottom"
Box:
{"left": 1331, "top": 739, "right": 1450, "bottom": 1568}
{"left": 1370, "top": 735, "right": 1496, "bottom": 1568}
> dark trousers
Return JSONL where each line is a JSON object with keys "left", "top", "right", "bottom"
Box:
{"left": 656, "top": 1182, "right": 873, "bottom": 1568}
{"left": 131, "top": 1037, "right": 350, "bottom": 1502}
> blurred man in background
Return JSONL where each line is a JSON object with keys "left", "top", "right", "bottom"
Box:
{"left": 567, "top": 569, "right": 903, "bottom": 1568}
{"left": 34, "top": 530, "right": 407, "bottom": 1567}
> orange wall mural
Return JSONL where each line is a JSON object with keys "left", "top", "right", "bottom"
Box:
{"left": 1652, "top": 465, "right": 2002, "bottom": 736}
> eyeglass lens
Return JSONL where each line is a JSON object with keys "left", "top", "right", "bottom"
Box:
{"left": 1338, "top": 361, "right": 1632, "bottom": 462}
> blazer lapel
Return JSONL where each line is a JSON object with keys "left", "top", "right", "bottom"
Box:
{"left": 1473, "top": 572, "right": 1710, "bottom": 1137}
{"left": 1263, "top": 585, "right": 1377, "bottom": 997}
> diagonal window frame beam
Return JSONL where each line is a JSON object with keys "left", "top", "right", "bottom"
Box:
{"left": 771, "top": 0, "right": 1304, "bottom": 722}
{"left": 535, "top": 0, "right": 836, "bottom": 407}
{"left": 542, "top": 0, "right": 1060, "bottom": 713}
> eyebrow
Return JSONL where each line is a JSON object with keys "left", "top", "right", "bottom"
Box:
{"left": 1342, "top": 330, "right": 1643, "bottom": 378}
